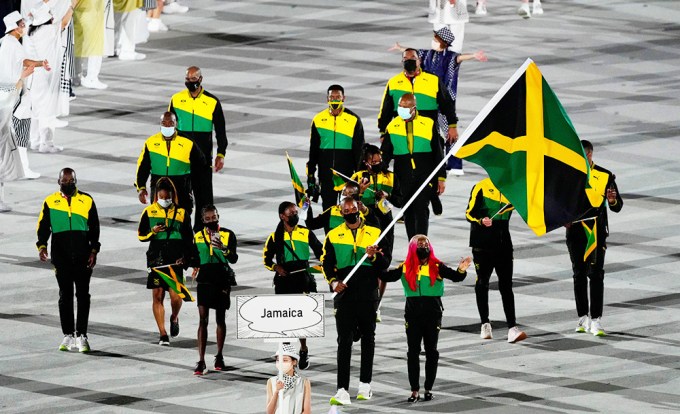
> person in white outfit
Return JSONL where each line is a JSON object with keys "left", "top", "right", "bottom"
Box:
{"left": 24, "top": 2, "right": 75, "bottom": 153}
{"left": 0, "top": 10, "right": 48, "bottom": 178}
{"left": 266, "top": 344, "right": 312, "bottom": 414}
{"left": 428, "top": 0, "right": 468, "bottom": 53}
{"left": 114, "top": 0, "right": 145, "bottom": 60}
{"left": 475, "top": 0, "right": 543, "bottom": 19}
{"left": 73, "top": 0, "right": 110, "bottom": 89}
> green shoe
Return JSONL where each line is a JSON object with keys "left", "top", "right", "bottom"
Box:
{"left": 58, "top": 334, "right": 74, "bottom": 351}
{"left": 76, "top": 335, "right": 91, "bottom": 353}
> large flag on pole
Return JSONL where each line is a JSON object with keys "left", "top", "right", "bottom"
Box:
{"left": 286, "top": 152, "right": 309, "bottom": 209}
{"left": 455, "top": 59, "right": 603, "bottom": 236}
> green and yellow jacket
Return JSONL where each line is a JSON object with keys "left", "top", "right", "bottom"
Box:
{"left": 138, "top": 202, "right": 194, "bottom": 267}
{"left": 191, "top": 226, "right": 238, "bottom": 286}
{"left": 377, "top": 70, "right": 457, "bottom": 135}
{"left": 36, "top": 190, "right": 100, "bottom": 267}
{"left": 169, "top": 88, "right": 227, "bottom": 160}
{"left": 466, "top": 178, "right": 514, "bottom": 250}
{"left": 307, "top": 107, "right": 364, "bottom": 183}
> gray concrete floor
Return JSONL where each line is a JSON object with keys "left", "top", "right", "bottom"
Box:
{"left": 1, "top": 0, "right": 680, "bottom": 413}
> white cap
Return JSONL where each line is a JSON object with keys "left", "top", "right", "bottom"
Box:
{"left": 273, "top": 343, "right": 299, "bottom": 361}
{"left": 30, "top": 4, "right": 52, "bottom": 26}
{"left": 3, "top": 11, "right": 22, "bottom": 34}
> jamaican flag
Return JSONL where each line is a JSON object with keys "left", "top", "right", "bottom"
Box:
{"left": 331, "top": 169, "right": 346, "bottom": 191}
{"left": 152, "top": 265, "right": 194, "bottom": 302}
{"left": 582, "top": 219, "right": 597, "bottom": 261}
{"left": 286, "top": 153, "right": 309, "bottom": 209}
{"left": 455, "top": 59, "right": 603, "bottom": 236}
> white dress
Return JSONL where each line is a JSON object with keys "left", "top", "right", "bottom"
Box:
{"left": 0, "top": 83, "right": 24, "bottom": 182}
{"left": 428, "top": 0, "right": 469, "bottom": 53}
{"left": 269, "top": 376, "right": 306, "bottom": 414}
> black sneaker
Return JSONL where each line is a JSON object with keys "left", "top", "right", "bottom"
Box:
{"left": 194, "top": 360, "right": 206, "bottom": 376}
{"left": 298, "top": 349, "right": 310, "bottom": 370}
{"left": 423, "top": 392, "right": 434, "bottom": 401}
{"left": 159, "top": 335, "right": 170, "bottom": 346}
{"left": 170, "top": 318, "right": 180, "bottom": 338}
{"left": 213, "top": 355, "right": 226, "bottom": 371}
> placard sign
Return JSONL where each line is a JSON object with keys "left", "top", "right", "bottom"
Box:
{"left": 236, "top": 294, "right": 325, "bottom": 339}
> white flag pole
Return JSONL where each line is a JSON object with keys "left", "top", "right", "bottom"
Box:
{"left": 331, "top": 59, "right": 535, "bottom": 298}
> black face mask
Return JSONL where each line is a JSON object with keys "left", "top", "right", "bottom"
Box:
{"left": 60, "top": 183, "right": 76, "bottom": 196}
{"left": 185, "top": 81, "right": 201, "bottom": 92}
{"left": 370, "top": 162, "right": 387, "bottom": 174}
{"left": 416, "top": 247, "right": 430, "bottom": 260}
{"left": 403, "top": 59, "right": 417, "bottom": 72}
{"left": 205, "top": 221, "right": 219, "bottom": 231}
{"left": 343, "top": 212, "right": 360, "bottom": 225}
{"left": 287, "top": 214, "right": 299, "bottom": 227}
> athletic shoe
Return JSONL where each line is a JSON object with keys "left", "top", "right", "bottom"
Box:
{"left": 357, "top": 382, "right": 372, "bottom": 400}
{"left": 194, "top": 360, "right": 206, "bottom": 376}
{"left": 159, "top": 335, "right": 170, "bottom": 346}
{"left": 532, "top": 0, "right": 543, "bottom": 15}
{"left": 590, "top": 317, "right": 606, "bottom": 336}
{"left": 75, "top": 334, "right": 90, "bottom": 353}
{"left": 423, "top": 392, "right": 434, "bottom": 401}
{"left": 59, "top": 334, "right": 74, "bottom": 351}
{"left": 480, "top": 322, "right": 493, "bottom": 339}
{"left": 39, "top": 144, "right": 64, "bottom": 153}
{"left": 407, "top": 392, "right": 420, "bottom": 403}
{"left": 163, "top": 2, "right": 188, "bottom": 14}
{"left": 575, "top": 315, "right": 590, "bottom": 333}
{"left": 170, "top": 317, "right": 180, "bottom": 337}
{"left": 0, "top": 201, "right": 11, "bottom": 212}
{"left": 298, "top": 349, "right": 310, "bottom": 370}
{"left": 508, "top": 326, "right": 528, "bottom": 343}
{"left": 214, "top": 354, "right": 226, "bottom": 371}
{"left": 81, "top": 77, "right": 108, "bottom": 90}
{"left": 52, "top": 118, "right": 68, "bottom": 128}
{"left": 118, "top": 52, "right": 146, "bottom": 61}
{"left": 518, "top": 2, "right": 531, "bottom": 19}
{"left": 148, "top": 18, "right": 167, "bottom": 32}
{"left": 158, "top": 19, "right": 169, "bottom": 32}
{"left": 475, "top": 2, "right": 487, "bottom": 15}
{"left": 375, "top": 309, "right": 382, "bottom": 323}
{"left": 330, "top": 388, "right": 351, "bottom": 405}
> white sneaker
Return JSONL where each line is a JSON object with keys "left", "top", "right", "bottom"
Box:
{"left": 158, "top": 19, "right": 169, "bottom": 32}
{"left": 39, "top": 144, "right": 64, "bottom": 153}
{"left": 163, "top": 2, "right": 188, "bottom": 14}
{"left": 357, "top": 382, "right": 372, "bottom": 400}
{"left": 375, "top": 309, "right": 382, "bottom": 323}
{"left": 118, "top": 52, "right": 146, "bottom": 61}
{"left": 75, "top": 334, "right": 91, "bottom": 353}
{"left": 480, "top": 322, "right": 493, "bottom": 339}
{"left": 575, "top": 315, "right": 590, "bottom": 333}
{"left": 81, "top": 77, "right": 108, "bottom": 90}
{"left": 518, "top": 2, "right": 531, "bottom": 19}
{"left": 507, "top": 326, "right": 527, "bottom": 343}
{"left": 59, "top": 334, "right": 74, "bottom": 351}
{"left": 590, "top": 317, "right": 606, "bottom": 337}
{"left": 148, "top": 18, "right": 161, "bottom": 32}
{"left": 0, "top": 201, "right": 12, "bottom": 213}
{"left": 330, "top": 388, "right": 351, "bottom": 405}
{"left": 450, "top": 168, "right": 464, "bottom": 176}
{"left": 52, "top": 118, "right": 68, "bottom": 128}
{"left": 22, "top": 169, "right": 40, "bottom": 179}
{"left": 475, "top": 2, "right": 487, "bottom": 15}
{"left": 532, "top": 0, "right": 543, "bottom": 15}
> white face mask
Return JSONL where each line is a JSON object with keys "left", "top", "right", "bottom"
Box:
{"left": 276, "top": 360, "right": 293, "bottom": 374}
{"left": 160, "top": 126, "right": 175, "bottom": 138}
{"left": 398, "top": 106, "right": 413, "bottom": 120}
{"left": 431, "top": 39, "right": 443, "bottom": 51}
{"left": 158, "top": 198, "right": 173, "bottom": 209}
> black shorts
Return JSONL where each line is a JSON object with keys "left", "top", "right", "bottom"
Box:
{"left": 197, "top": 283, "right": 231, "bottom": 310}
{"left": 146, "top": 265, "right": 183, "bottom": 290}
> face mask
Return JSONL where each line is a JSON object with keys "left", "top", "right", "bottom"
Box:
{"left": 160, "top": 126, "right": 175, "bottom": 138}
{"left": 158, "top": 198, "right": 173, "bottom": 209}
{"left": 398, "top": 106, "right": 413, "bottom": 120}
{"left": 60, "top": 183, "right": 76, "bottom": 196}
{"left": 416, "top": 247, "right": 430, "bottom": 260}
{"left": 343, "top": 212, "right": 360, "bottom": 225}
{"left": 431, "top": 39, "right": 444, "bottom": 51}
{"left": 287, "top": 214, "right": 299, "bottom": 227}
{"left": 276, "top": 360, "right": 294, "bottom": 374}
{"left": 205, "top": 221, "right": 219, "bottom": 231}
{"left": 185, "top": 81, "right": 201, "bottom": 92}
{"left": 329, "top": 100, "right": 343, "bottom": 111}
{"left": 403, "top": 59, "right": 417, "bottom": 72}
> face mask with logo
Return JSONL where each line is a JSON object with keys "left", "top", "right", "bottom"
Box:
{"left": 60, "top": 182, "right": 76, "bottom": 196}
{"left": 403, "top": 59, "right": 417, "bottom": 73}
{"left": 158, "top": 198, "right": 173, "bottom": 209}
{"left": 416, "top": 247, "right": 430, "bottom": 260}
{"left": 343, "top": 211, "right": 360, "bottom": 225}
{"left": 205, "top": 221, "right": 219, "bottom": 231}
{"left": 185, "top": 81, "right": 201, "bottom": 92}
{"left": 398, "top": 106, "right": 413, "bottom": 120}
{"left": 160, "top": 126, "right": 175, "bottom": 138}
{"left": 329, "top": 100, "right": 343, "bottom": 111}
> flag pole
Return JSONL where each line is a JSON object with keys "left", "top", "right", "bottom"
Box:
{"left": 490, "top": 203, "right": 511, "bottom": 220}
{"left": 331, "top": 59, "right": 536, "bottom": 297}
{"left": 330, "top": 168, "right": 375, "bottom": 193}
